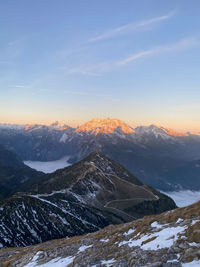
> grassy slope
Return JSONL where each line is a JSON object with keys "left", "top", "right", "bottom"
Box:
{"left": 1, "top": 200, "right": 200, "bottom": 267}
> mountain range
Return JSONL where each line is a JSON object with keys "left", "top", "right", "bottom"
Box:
{"left": 1, "top": 118, "right": 200, "bottom": 191}
{"left": 0, "top": 148, "right": 175, "bottom": 248}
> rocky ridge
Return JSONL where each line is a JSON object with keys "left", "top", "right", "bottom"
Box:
{"left": 1, "top": 201, "right": 200, "bottom": 266}
{"left": 0, "top": 152, "right": 175, "bottom": 248}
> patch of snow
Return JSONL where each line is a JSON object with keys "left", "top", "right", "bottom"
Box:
{"left": 23, "top": 251, "right": 42, "bottom": 267}
{"left": 191, "top": 219, "right": 200, "bottom": 226}
{"left": 100, "top": 238, "right": 109, "bottom": 243}
{"left": 167, "top": 259, "right": 179, "bottom": 263}
{"left": 78, "top": 244, "right": 92, "bottom": 253}
{"left": 123, "top": 228, "right": 135, "bottom": 236}
{"left": 182, "top": 260, "right": 200, "bottom": 266}
{"left": 24, "top": 252, "right": 75, "bottom": 267}
{"left": 176, "top": 218, "right": 184, "bottom": 223}
{"left": 151, "top": 221, "right": 163, "bottom": 229}
{"left": 189, "top": 242, "right": 200, "bottom": 247}
{"left": 24, "top": 156, "right": 71, "bottom": 173}
{"left": 60, "top": 133, "right": 68, "bottom": 143}
{"left": 162, "top": 190, "right": 200, "bottom": 207}
{"left": 119, "top": 225, "right": 187, "bottom": 250}
{"left": 101, "top": 259, "right": 116, "bottom": 266}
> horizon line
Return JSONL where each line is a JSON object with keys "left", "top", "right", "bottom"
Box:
{"left": 0, "top": 118, "right": 199, "bottom": 134}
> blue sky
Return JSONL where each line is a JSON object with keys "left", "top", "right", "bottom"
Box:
{"left": 0, "top": 0, "right": 200, "bottom": 131}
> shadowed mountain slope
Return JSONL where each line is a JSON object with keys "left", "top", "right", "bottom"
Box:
{"left": 0, "top": 145, "right": 42, "bottom": 200}
{"left": 0, "top": 152, "right": 176, "bottom": 248}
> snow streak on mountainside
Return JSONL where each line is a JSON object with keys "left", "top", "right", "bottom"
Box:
{"left": 0, "top": 152, "right": 175, "bottom": 248}
{"left": 2, "top": 200, "right": 200, "bottom": 266}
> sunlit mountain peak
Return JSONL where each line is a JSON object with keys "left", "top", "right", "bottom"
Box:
{"left": 75, "top": 118, "right": 135, "bottom": 134}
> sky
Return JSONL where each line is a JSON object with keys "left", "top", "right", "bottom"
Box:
{"left": 0, "top": 0, "right": 200, "bottom": 131}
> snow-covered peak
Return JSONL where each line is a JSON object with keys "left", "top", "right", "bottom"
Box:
{"left": 135, "top": 125, "right": 188, "bottom": 139}
{"left": 75, "top": 118, "right": 135, "bottom": 135}
{"left": 158, "top": 126, "right": 188, "bottom": 137}
{"left": 50, "top": 121, "right": 61, "bottom": 127}
{"left": 49, "top": 122, "right": 69, "bottom": 131}
{"left": 24, "top": 124, "right": 44, "bottom": 131}
{"left": 0, "top": 123, "right": 25, "bottom": 130}
{"left": 187, "top": 131, "right": 200, "bottom": 136}
{"left": 24, "top": 122, "right": 71, "bottom": 132}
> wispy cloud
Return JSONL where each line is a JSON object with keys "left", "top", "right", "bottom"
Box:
{"left": 117, "top": 37, "right": 198, "bottom": 65}
{"left": 88, "top": 11, "right": 175, "bottom": 43}
{"left": 67, "top": 68, "right": 100, "bottom": 77}
{"left": 66, "top": 37, "right": 198, "bottom": 76}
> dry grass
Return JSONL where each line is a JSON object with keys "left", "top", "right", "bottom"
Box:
{"left": 141, "top": 236, "right": 157, "bottom": 245}
{"left": 1, "top": 201, "right": 200, "bottom": 266}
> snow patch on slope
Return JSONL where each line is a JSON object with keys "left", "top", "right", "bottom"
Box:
{"left": 24, "top": 251, "right": 75, "bottom": 267}
{"left": 182, "top": 260, "right": 200, "bottom": 266}
{"left": 119, "top": 224, "right": 187, "bottom": 250}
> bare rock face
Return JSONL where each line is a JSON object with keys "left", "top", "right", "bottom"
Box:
{"left": 1, "top": 201, "right": 200, "bottom": 266}
{"left": 0, "top": 152, "right": 175, "bottom": 248}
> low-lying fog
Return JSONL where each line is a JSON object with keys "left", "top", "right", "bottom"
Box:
{"left": 24, "top": 156, "right": 71, "bottom": 173}
{"left": 162, "top": 190, "right": 200, "bottom": 208}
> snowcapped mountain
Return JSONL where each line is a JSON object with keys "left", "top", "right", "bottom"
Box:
{"left": 1, "top": 118, "right": 200, "bottom": 191}
{"left": 0, "top": 123, "right": 25, "bottom": 130}
{"left": 75, "top": 118, "right": 135, "bottom": 135}
{"left": 24, "top": 121, "right": 71, "bottom": 132}
{"left": 135, "top": 124, "right": 188, "bottom": 140}
{"left": 0, "top": 152, "right": 175, "bottom": 248}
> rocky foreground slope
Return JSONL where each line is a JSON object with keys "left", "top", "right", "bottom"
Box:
{"left": 0, "top": 152, "right": 175, "bottom": 248}
{"left": 1, "top": 201, "right": 200, "bottom": 266}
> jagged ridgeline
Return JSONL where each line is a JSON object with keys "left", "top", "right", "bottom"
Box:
{"left": 1, "top": 118, "right": 200, "bottom": 191}
{"left": 0, "top": 151, "right": 176, "bottom": 248}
